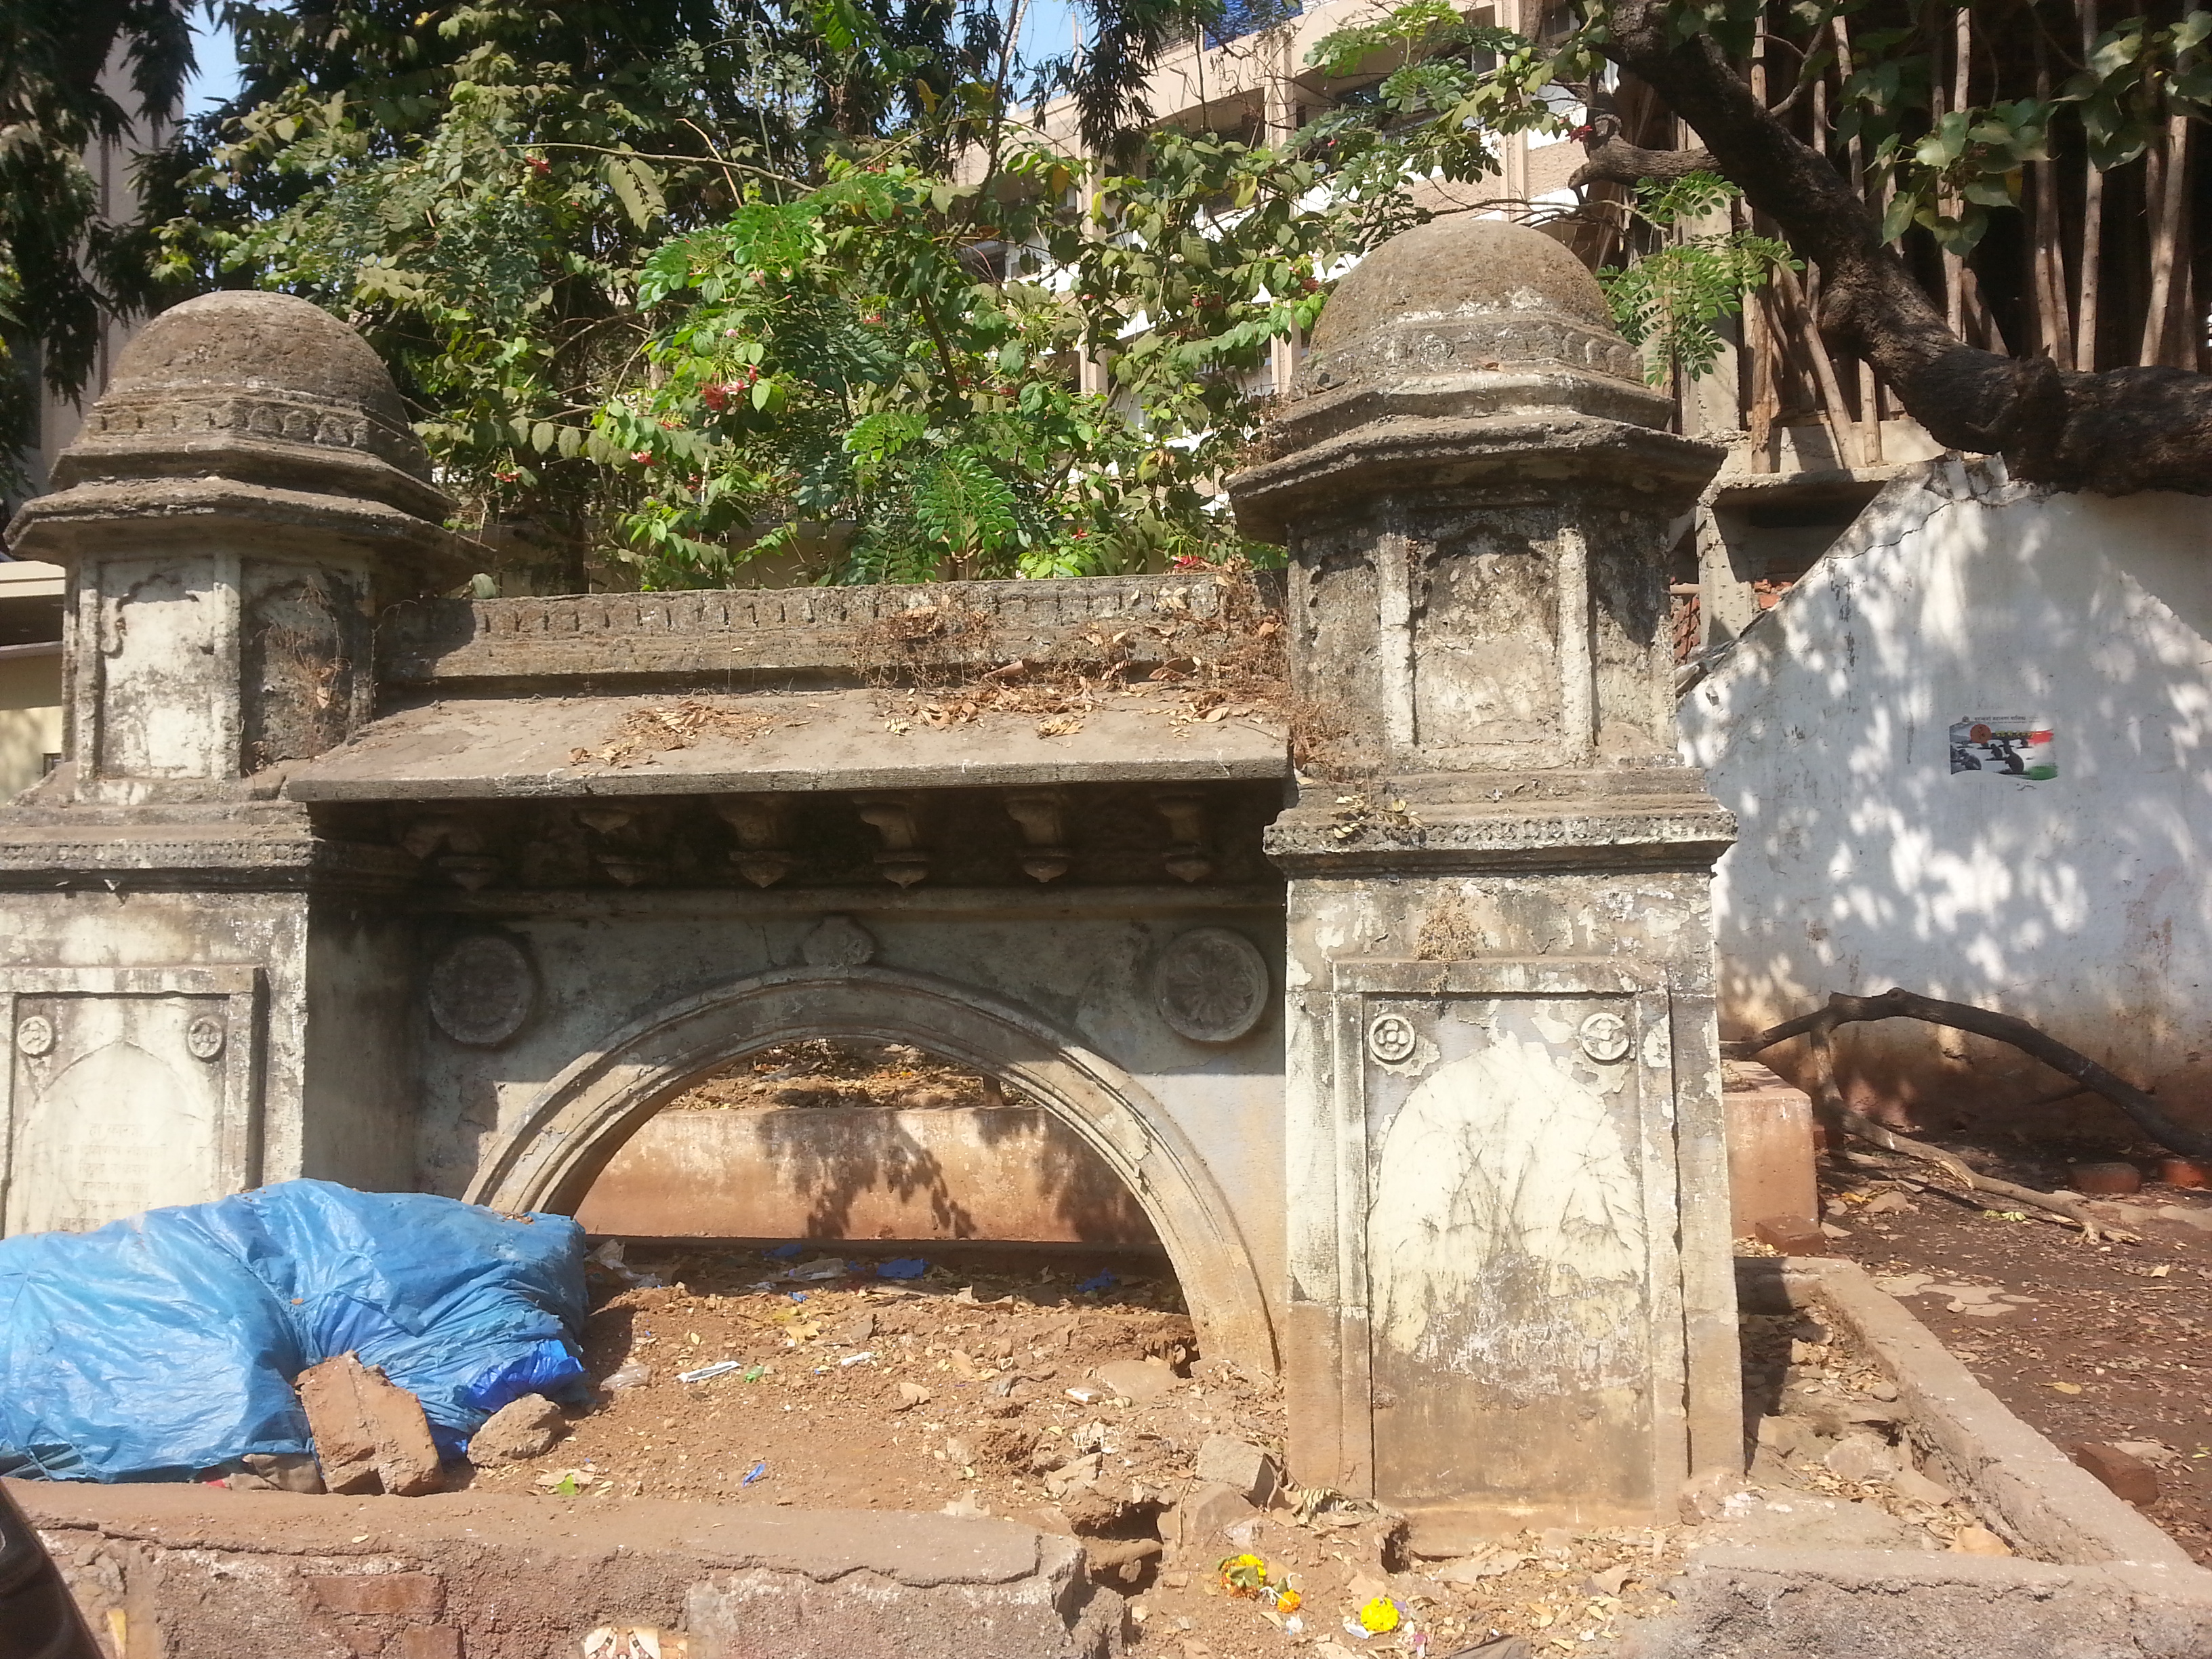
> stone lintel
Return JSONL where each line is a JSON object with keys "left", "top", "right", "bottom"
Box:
{"left": 0, "top": 817, "right": 413, "bottom": 890}
{"left": 281, "top": 689, "right": 1290, "bottom": 803}
{"left": 1229, "top": 414, "right": 1725, "bottom": 541}
{"left": 1266, "top": 799, "right": 1737, "bottom": 877}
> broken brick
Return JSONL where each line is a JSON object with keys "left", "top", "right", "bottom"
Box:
{"left": 296, "top": 1353, "right": 444, "bottom": 1497}
{"left": 2070, "top": 1441, "right": 2160, "bottom": 1507}
{"left": 1751, "top": 1216, "right": 1828, "bottom": 1256}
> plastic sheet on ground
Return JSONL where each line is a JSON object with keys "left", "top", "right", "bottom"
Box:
{"left": 0, "top": 1180, "right": 588, "bottom": 1481}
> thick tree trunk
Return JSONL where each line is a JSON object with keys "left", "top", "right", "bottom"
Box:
{"left": 1594, "top": 0, "right": 2212, "bottom": 497}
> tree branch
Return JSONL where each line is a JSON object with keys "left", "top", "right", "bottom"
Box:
{"left": 1568, "top": 136, "right": 1717, "bottom": 189}
{"left": 1742, "top": 986, "right": 2212, "bottom": 1160}
{"left": 1597, "top": 0, "right": 2212, "bottom": 497}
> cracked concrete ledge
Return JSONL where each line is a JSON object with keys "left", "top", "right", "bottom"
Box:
{"left": 1625, "top": 1547, "right": 2212, "bottom": 1659}
{"left": 1747, "top": 1255, "right": 2194, "bottom": 1569}
{"left": 1626, "top": 1258, "right": 2212, "bottom": 1658}
{"left": 18, "top": 1483, "right": 1122, "bottom": 1659}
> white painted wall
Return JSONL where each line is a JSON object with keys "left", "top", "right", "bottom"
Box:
{"left": 0, "top": 648, "right": 62, "bottom": 799}
{"left": 1680, "top": 458, "right": 2212, "bottom": 1139}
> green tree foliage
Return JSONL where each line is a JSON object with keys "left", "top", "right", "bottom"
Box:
{"left": 1597, "top": 172, "right": 1793, "bottom": 383}
{"left": 152, "top": 0, "right": 1403, "bottom": 588}
{"left": 150, "top": 0, "right": 1011, "bottom": 581}
{"left": 1, "top": 0, "right": 195, "bottom": 484}
{"left": 600, "top": 129, "right": 1341, "bottom": 583}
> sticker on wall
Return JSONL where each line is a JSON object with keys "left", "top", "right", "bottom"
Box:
{"left": 1949, "top": 716, "right": 2057, "bottom": 781}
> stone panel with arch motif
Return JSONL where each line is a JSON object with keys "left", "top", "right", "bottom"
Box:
{"left": 1, "top": 966, "right": 264, "bottom": 1236}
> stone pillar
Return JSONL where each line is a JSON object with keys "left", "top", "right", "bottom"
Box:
{"left": 0, "top": 293, "right": 466, "bottom": 1233}
{"left": 7, "top": 291, "right": 466, "bottom": 804}
{"left": 1229, "top": 218, "right": 1739, "bottom": 1538}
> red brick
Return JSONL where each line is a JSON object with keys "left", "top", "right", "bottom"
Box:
{"left": 2070, "top": 1442, "right": 2159, "bottom": 1507}
{"left": 308, "top": 1573, "right": 445, "bottom": 1618}
{"left": 1751, "top": 1215, "right": 1827, "bottom": 1256}
{"left": 396, "top": 1629, "right": 464, "bottom": 1659}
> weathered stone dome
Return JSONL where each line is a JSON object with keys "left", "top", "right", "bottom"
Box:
{"left": 1293, "top": 215, "right": 1651, "bottom": 405}
{"left": 58, "top": 289, "right": 436, "bottom": 493}
{"left": 1309, "top": 216, "right": 1614, "bottom": 351}
{"left": 1225, "top": 215, "right": 1715, "bottom": 541}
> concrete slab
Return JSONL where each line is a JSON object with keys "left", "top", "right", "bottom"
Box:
{"left": 282, "top": 690, "right": 1288, "bottom": 802}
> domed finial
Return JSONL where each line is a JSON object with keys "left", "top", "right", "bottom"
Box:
{"left": 51, "top": 290, "right": 447, "bottom": 522}
{"left": 1227, "top": 216, "right": 1713, "bottom": 543}
{"left": 1287, "top": 216, "right": 1666, "bottom": 427}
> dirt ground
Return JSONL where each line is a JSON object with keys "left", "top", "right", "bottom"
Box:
{"left": 453, "top": 1046, "right": 2212, "bottom": 1650}
{"left": 454, "top": 1233, "right": 2006, "bottom": 1659}
{"left": 1816, "top": 1140, "right": 2212, "bottom": 1564}
{"left": 659, "top": 1040, "right": 1009, "bottom": 1114}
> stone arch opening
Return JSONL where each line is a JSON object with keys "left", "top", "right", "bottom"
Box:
{"left": 465, "top": 964, "right": 1277, "bottom": 1374}
{"left": 574, "top": 1038, "right": 1164, "bottom": 1255}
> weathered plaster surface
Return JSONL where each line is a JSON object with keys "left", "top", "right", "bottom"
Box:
{"left": 1681, "top": 458, "right": 2212, "bottom": 1134}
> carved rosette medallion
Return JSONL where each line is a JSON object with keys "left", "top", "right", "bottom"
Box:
{"left": 185, "top": 1016, "right": 227, "bottom": 1061}
{"left": 1366, "top": 1012, "right": 1418, "bottom": 1065}
{"left": 426, "top": 934, "right": 539, "bottom": 1048}
{"left": 14, "top": 1015, "right": 55, "bottom": 1058}
{"left": 1576, "top": 1010, "right": 1632, "bottom": 1064}
{"left": 1152, "top": 927, "right": 1269, "bottom": 1044}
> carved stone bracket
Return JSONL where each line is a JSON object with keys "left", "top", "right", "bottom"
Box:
{"left": 574, "top": 802, "right": 664, "bottom": 887}
{"left": 397, "top": 813, "right": 501, "bottom": 891}
{"left": 714, "top": 795, "right": 797, "bottom": 888}
{"left": 1153, "top": 793, "right": 1214, "bottom": 883}
{"left": 1002, "top": 790, "right": 1072, "bottom": 884}
{"left": 853, "top": 794, "right": 930, "bottom": 888}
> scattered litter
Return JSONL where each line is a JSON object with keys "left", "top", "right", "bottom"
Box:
{"left": 762, "top": 1243, "right": 804, "bottom": 1261}
{"left": 1065, "top": 1385, "right": 1101, "bottom": 1404}
{"left": 677, "top": 1361, "right": 743, "bottom": 1384}
{"left": 1075, "top": 1272, "right": 1116, "bottom": 1294}
{"left": 742, "top": 1460, "right": 767, "bottom": 1485}
{"left": 877, "top": 1258, "right": 929, "bottom": 1280}
{"left": 582, "top": 1626, "right": 673, "bottom": 1659}
{"left": 590, "top": 1240, "right": 668, "bottom": 1290}
{"left": 838, "top": 1350, "right": 876, "bottom": 1366}
{"left": 602, "top": 1362, "right": 652, "bottom": 1392}
{"left": 785, "top": 1258, "right": 847, "bottom": 1282}
{"left": 787, "top": 1292, "right": 807, "bottom": 1303}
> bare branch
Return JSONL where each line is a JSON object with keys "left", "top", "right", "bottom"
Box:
{"left": 1568, "top": 136, "right": 1718, "bottom": 189}
{"left": 1743, "top": 986, "right": 2212, "bottom": 1160}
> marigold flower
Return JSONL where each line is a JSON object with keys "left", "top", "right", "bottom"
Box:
{"left": 1217, "top": 1553, "right": 1267, "bottom": 1597}
{"left": 1358, "top": 1597, "right": 1400, "bottom": 1634}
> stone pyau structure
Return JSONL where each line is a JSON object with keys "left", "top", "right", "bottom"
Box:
{"left": 1226, "top": 218, "right": 1738, "bottom": 1536}
{"left": 0, "top": 219, "right": 1738, "bottom": 1534}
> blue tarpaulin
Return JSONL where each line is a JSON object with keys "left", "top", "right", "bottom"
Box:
{"left": 0, "top": 1181, "right": 588, "bottom": 1482}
